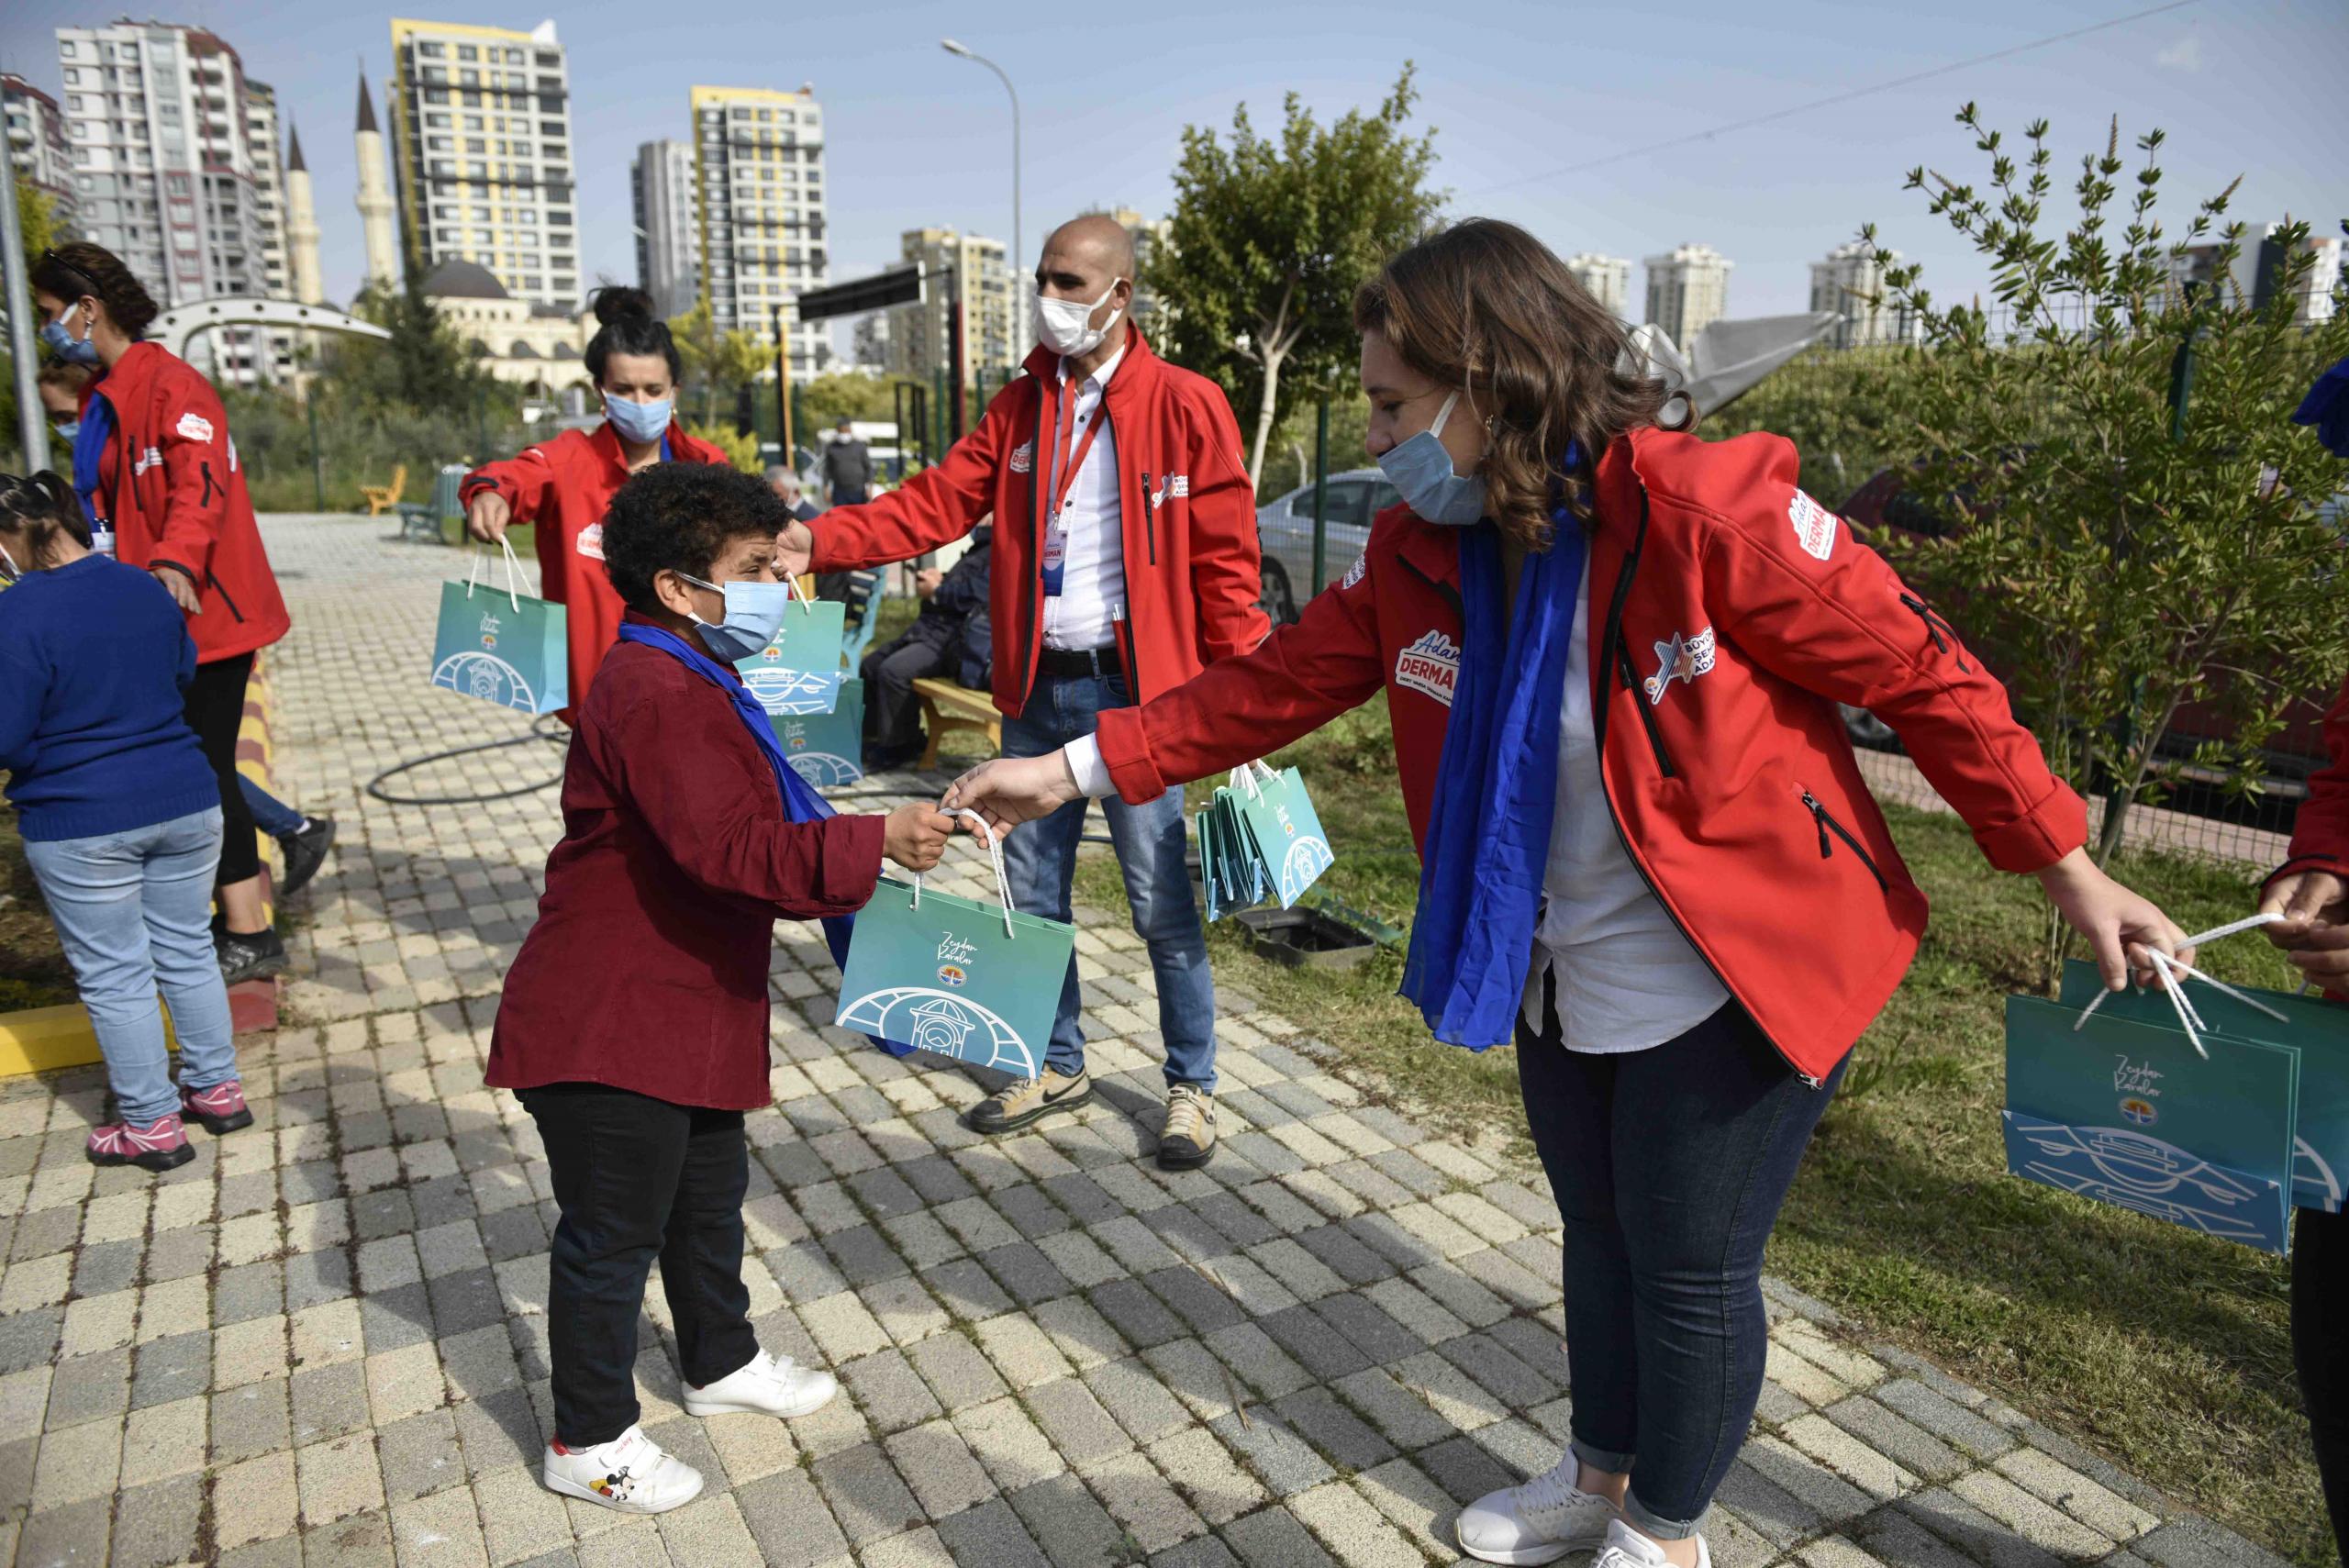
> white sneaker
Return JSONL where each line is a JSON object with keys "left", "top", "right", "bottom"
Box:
{"left": 1456, "top": 1453, "right": 1619, "bottom": 1564}
{"left": 1593, "top": 1517, "right": 1712, "bottom": 1568}
{"left": 540, "top": 1424, "right": 705, "bottom": 1514}
{"left": 682, "top": 1349, "right": 839, "bottom": 1419}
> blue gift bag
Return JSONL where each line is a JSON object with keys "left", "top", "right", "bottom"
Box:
{"left": 736, "top": 579, "right": 845, "bottom": 715}
{"left": 772, "top": 679, "right": 866, "bottom": 790}
{"left": 834, "top": 815, "right": 1076, "bottom": 1080}
{"left": 429, "top": 541, "right": 569, "bottom": 715}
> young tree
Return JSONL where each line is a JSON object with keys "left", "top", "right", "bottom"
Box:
{"left": 1157, "top": 67, "right": 1443, "bottom": 495}
{"left": 798, "top": 369, "right": 900, "bottom": 435}
{"left": 670, "top": 299, "right": 768, "bottom": 430}
{"left": 328, "top": 272, "right": 487, "bottom": 410}
{"left": 1868, "top": 106, "right": 2349, "bottom": 884}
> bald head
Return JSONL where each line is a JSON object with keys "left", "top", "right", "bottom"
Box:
{"left": 1043, "top": 214, "right": 1136, "bottom": 282}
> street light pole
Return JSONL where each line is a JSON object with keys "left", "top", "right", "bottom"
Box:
{"left": 941, "top": 39, "right": 1021, "bottom": 362}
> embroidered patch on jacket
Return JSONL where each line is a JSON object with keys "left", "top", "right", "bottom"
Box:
{"left": 133, "top": 446, "right": 163, "bottom": 475}
{"left": 1009, "top": 440, "right": 1035, "bottom": 474}
{"left": 1341, "top": 552, "right": 1367, "bottom": 590}
{"left": 1642, "top": 626, "right": 1717, "bottom": 706}
{"left": 1788, "top": 489, "right": 1839, "bottom": 561}
{"left": 1169, "top": 474, "right": 1189, "bottom": 498}
{"left": 1394, "top": 630, "right": 1461, "bottom": 706}
{"left": 575, "top": 522, "right": 606, "bottom": 561}
{"left": 173, "top": 411, "right": 215, "bottom": 444}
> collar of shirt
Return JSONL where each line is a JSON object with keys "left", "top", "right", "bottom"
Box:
{"left": 1058, "top": 339, "right": 1129, "bottom": 397}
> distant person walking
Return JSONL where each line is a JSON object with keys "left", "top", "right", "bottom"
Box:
{"left": 32, "top": 242, "right": 295, "bottom": 986}
{"left": 822, "top": 419, "right": 873, "bottom": 507}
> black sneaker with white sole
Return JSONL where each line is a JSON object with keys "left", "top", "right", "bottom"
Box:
{"left": 217, "top": 928, "right": 288, "bottom": 986}
{"left": 276, "top": 817, "right": 337, "bottom": 897}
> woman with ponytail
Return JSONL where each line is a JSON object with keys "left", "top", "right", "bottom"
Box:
{"left": 32, "top": 241, "right": 295, "bottom": 985}
{"left": 462, "top": 286, "right": 731, "bottom": 716}
{"left": 1, "top": 471, "right": 250, "bottom": 1172}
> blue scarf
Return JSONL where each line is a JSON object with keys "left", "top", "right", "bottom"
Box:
{"left": 1399, "top": 465, "right": 1586, "bottom": 1050}
{"left": 615, "top": 621, "right": 912, "bottom": 1058}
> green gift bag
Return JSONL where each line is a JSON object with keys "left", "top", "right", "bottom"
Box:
{"left": 429, "top": 540, "right": 569, "bottom": 714}
{"left": 737, "top": 579, "right": 846, "bottom": 716}
{"left": 1228, "top": 762, "right": 1334, "bottom": 908}
{"left": 773, "top": 679, "right": 865, "bottom": 790}
{"left": 2005, "top": 989, "right": 2302, "bottom": 1251}
{"left": 834, "top": 814, "right": 1075, "bottom": 1080}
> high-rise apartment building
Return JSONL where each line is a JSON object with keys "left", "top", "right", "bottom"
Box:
{"left": 1089, "top": 205, "right": 1170, "bottom": 333}
{"left": 3, "top": 72, "right": 78, "bottom": 234}
{"left": 692, "top": 84, "right": 829, "bottom": 379}
{"left": 1564, "top": 252, "right": 1631, "bottom": 317}
{"left": 243, "top": 82, "right": 290, "bottom": 306}
{"left": 2170, "top": 225, "right": 2343, "bottom": 324}
{"left": 630, "top": 139, "right": 698, "bottom": 318}
{"left": 1808, "top": 239, "right": 1917, "bottom": 347}
{"left": 886, "top": 227, "right": 1013, "bottom": 387}
{"left": 1642, "top": 242, "right": 1733, "bottom": 347}
{"left": 387, "top": 17, "right": 581, "bottom": 310}
{"left": 51, "top": 22, "right": 286, "bottom": 381}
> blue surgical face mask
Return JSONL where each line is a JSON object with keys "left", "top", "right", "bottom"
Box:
{"left": 678, "top": 572, "right": 795, "bottom": 662}
{"left": 604, "top": 392, "right": 672, "bottom": 445}
{"left": 1377, "top": 390, "right": 1487, "bottom": 527}
{"left": 41, "top": 302, "right": 101, "bottom": 367}
{"left": 52, "top": 419, "right": 81, "bottom": 443}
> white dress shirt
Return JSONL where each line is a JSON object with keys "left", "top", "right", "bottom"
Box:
{"left": 1041, "top": 342, "right": 1129, "bottom": 652}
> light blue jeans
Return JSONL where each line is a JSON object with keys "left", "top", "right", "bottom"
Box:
{"left": 24, "top": 808, "right": 240, "bottom": 1127}
{"left": 1000, "top": 668, "right": 1217, "bottom": 1090}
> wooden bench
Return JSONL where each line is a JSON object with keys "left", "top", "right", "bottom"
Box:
{"left": 911, "top": 678, "right": 1001, "bottom": 770}
{"left": 360, "top": 462, "right": 408, "bottom": 516}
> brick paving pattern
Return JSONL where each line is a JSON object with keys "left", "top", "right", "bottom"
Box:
{"left": 0, "top": 517, "right": 2289, "bottom": 1566}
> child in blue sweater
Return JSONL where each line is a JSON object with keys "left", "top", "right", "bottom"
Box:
{"left": 0, "top": 472, "right": 250, "bottom": 1170}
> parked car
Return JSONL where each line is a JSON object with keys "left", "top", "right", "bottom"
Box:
{"left": 1254, "top": 469, "right": 1400, "bottom": 623}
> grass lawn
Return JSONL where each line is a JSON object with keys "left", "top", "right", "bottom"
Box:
{"left": 1071, "top": 695, "right": 2326, "bottom": 1563}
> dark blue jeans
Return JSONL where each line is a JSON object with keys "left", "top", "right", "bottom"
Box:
{"left": 1515, "top": 986, "right": 1844, "bottom": 1540}
{"left": 238, "top": 777, "right": 303, "bottom": 838}
{"left": 1000, "top": 668, "right": 1217, "bottom": 1089}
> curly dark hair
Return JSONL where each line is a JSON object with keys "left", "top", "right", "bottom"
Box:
{"left": 584, "top": 284, "right": 681, "bottom": 385}
{"left": 1353, "top": 218, "right": 1681, "bottom": 549}
{"left": 601, "top": 462, "right": 785, "bottom": 613}
{"left": 0, "top": 471, "right": 94, "bottom": 570}
{"left": 31, "top": 241, "right": 161, "bottom": 339}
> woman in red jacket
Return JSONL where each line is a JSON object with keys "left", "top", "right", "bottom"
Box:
{"left": 462, "top": 286, "right": 730, "bottom": 717}
{"left": 32, "top": 243, "right": 294, "bottom": 984}
{"left": 951, "top": 220, "right": 2188, "bottom": 1568}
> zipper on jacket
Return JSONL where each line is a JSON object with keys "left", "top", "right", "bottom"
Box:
{"left": 199, "top": 461, "right": 217, "bottom": 508}
{"left": 1591, "top": 484, "right": 1824, "bottom": 1088}
{"left": 1800, "top": 788, "right": 1889, "bottom": 892}
{"left": 1614, "top": 626, "right": 1675, "bottom": 777}
{"left": 1898, "top": 593, "right": 1970, "bottom": 672}
{"left": 205, "top": 569, "right": 247, "bottom": 624}
{"left": 1141, "top": 470, "right": 1157, "bottom": 566}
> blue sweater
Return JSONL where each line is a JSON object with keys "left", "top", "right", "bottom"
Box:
{"left": 0, "top": 554, "right": 219, "bottom": 841}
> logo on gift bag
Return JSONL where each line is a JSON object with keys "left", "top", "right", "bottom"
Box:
{"left": 761, "top": 645, "right": 782, "bottom": 661}
{"left": 2121, "top": 1097, "right": 2159, "bottom": 1126}
{"left": 477, "top": 611, "right": 501, "bottom": 651}
{"left": 783, "top": 720, "right": 808, "bottom": 751}
{"left": 431, "top": 651, "right": 538, "bottom": 712}
{"left": 2113, "top": 1056, "right": 2165, "bottom": 1099}
{"left": 1395, "top": 631, "right": 1460, "bottom": 706}
{"left": 938, "top": 934, "right": 977, "bottom": 963}
{"left": 937, "top": 965, "right": 967, "bottom": 987}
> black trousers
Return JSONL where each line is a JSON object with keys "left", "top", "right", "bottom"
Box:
{"left": 2296, "top": 1204, "right": 2349, "bottom": 1553}
{"left": 862, "top": 632, "right": 952, "bottom": 754}
{"left": 182, "top": 652, "right": 261, "bottom": 887}
{"left": 523, "top": 1083, "right": 759, "bottom": 1447}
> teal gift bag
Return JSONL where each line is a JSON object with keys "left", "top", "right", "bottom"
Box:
{"left": 2004, "top": 992, "right": 2302, "bottom": 1251}
{"left": 737, "top": 579, "right": 845, "bottom": 716}
{"left": 1229, "top": 762, "right": 1334, "bottom": 908}
{"left": 834, "top": 815, "right": 1076, "bottom": 1080}
{"left": 2056, "top": 959, "right": 2349, "bottom": 1213}
{"left": 429, "top": 540, "right": 569, "bottom": 714}
{"left": 773, "top": 679, "right": 865, "bottom": 790}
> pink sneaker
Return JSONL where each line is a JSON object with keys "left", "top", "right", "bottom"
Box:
{"left": 87, "top": 1114, "right": 195, "bottom": 1172}
{"left": 180, "top": 1079, "right": 253, "bottom": 1135}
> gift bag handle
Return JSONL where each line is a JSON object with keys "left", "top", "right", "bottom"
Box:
{"left": 786, "top": 569, "right": 815, "bottom": 617}
{"left": 464, "top": 536, "right": 528, "bottom": 613}
{"left": 1228, "top": 759, "right": 1279, "bottom": 800}
{"left": 910, "top": 807, "right": 1018, "bottom": 940}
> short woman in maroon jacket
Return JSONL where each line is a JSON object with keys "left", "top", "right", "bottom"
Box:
{"left": 486, "top": 463, "right": 954, "bottom": 1515}
{"left": 951, "top": 221, "right": 2188, "bottom": 1568}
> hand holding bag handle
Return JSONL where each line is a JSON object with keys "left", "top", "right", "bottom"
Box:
{"left": 910, "top": 806, "right": 1018, "bottom": 940}
{"left": 464, "top": 535, "right": 529, "bottom": 612}
{"left": 1229, "top": 759, "right": 1279, "bottom": 800}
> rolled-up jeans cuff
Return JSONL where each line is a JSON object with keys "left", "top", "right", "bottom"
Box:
{"left": 1621, "top": 1487, "right": 1706, "bottom": 1542}
{"left": 1568, "top": 1437, "right": 1636, "bottom": 1478}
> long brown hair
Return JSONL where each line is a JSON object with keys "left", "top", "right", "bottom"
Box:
{"left": 1353, "top": 218, "right": 1680, "bottom": 548}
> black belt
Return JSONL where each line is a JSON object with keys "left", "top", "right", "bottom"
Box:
{"left": 1036, "top": 643, "right": 1122, "bottom": 678}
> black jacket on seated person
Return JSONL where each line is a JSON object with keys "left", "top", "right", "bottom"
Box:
{"left": 860, "top": 527, "right": 992, "bottom": 759}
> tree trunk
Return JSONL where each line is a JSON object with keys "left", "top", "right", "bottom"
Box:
{"left": 2092, "top": 686, "right": 2188, "bottom": 866}
{"left": 1246, "top": 350, "right": 1285, "bottom": 499}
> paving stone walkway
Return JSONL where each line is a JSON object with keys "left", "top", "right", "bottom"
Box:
{"left": 0, "top": 517, "right": 2292, "bottom": 1568}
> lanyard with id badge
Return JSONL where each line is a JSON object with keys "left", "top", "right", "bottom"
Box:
{"left": 1039, "top": 373, "right": 1108, "bottom": 600}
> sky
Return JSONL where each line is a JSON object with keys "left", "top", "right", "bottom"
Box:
{"left": 3, "top": 0, "right": 2343, "bottom": 340}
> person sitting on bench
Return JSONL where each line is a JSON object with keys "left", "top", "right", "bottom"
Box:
{"left": 860, "top": 526, "right": 991, "bottom": 772}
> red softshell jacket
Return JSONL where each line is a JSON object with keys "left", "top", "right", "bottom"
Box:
{"left": 1095, "top": 425, "right": 2087, "bottom": 1084}
{"left": 807, "top": 330, "right": 1270, "bottom": 717}
{"left": 461, "top": 420, "right": 731, "bottom": 715}
{"left": 82, "top": 341, "right": 289, "bottom": 664}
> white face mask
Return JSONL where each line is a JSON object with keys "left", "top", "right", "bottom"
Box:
{"left": 1033, "top": 279, "right": 1126, "bottom": 359}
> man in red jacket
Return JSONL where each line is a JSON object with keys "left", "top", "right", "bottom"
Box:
{"left": 781, "top": 214, "right": 1270, "bottom": 1168}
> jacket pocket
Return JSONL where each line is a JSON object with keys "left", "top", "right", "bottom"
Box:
{"left": 199, "top": 461, "right": 218, "bottom": 508}
{"left": 1898, "top": 593, "right": 1970, "bottom": 672}
{"left": 1615, "top": 628, "right": 1675, "bottom": 777}
{"left": 1800, "top": 788, "right": 1887, "bottom": 892}
{"left": 205, "top": 569, "right": 247, "bottom": 624}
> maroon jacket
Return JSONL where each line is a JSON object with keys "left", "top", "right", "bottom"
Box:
{"left": 485, "top": 622, "right": 885, "bottom": 1109}
{"left": 2275, "top": 675, "right": 2349, "bottom": 886}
